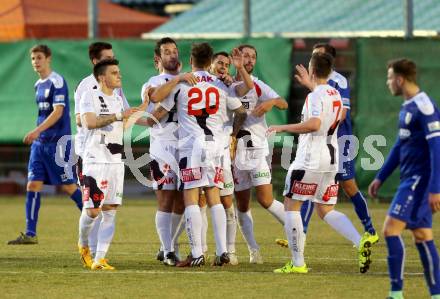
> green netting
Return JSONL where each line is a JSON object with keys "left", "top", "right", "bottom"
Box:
{"left": 0, "top": 38, "right": 291, "bottom": 144}
{"left": 355, "top": 38, "right": 440, "bottom": 197}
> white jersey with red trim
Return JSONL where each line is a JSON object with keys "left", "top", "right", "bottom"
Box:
{"left": 291, "top": 84, "right": 343, "bottom": 172}
{"left": 231, "top": 75, "right": 280, "bottom": 149}
{"left": 141, "top": 73, "right": 178, "bottom": 143}
{"left": 74, "top": 74, "right": 129, "bottom": 156}
{"left": 79, "top": 89, "right": 125, "bottom": 164}
{"left": 161, "top": 71, "right": 241, "bottom": 153}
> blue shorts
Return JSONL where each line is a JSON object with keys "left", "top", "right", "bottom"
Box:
{"left": 388, "top": 175, "right": 432, "bottom": 229}
{"left": 28, "top": 141, "right": 77, "bottom": 185}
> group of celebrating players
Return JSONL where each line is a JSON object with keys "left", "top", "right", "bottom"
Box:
{"left": 7, "top": 37, "right": 440, "bottom": 299}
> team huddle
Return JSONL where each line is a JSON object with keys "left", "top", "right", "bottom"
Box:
{"left": 7, "top": 38, "right": 440, "bottom": 299}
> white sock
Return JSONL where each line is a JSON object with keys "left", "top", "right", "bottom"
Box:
{"left": 323, "top": 210, "right": 361, "bottom": 247}
{"left": 237, "top": 209, "right": 259, "bottom": 251}
{"left": 155, "top": 211, "right": 172, "bottom": 255}
{"left": 267, "top": 200, "right": 285, "bottom": 225}
{"left": 225, "top": 205, "right": 237, "bottom": 253}
{"left": 171, "top": 212, "right": 184, "bottom": 255}
{"left": 200, "top": 206, "right": 208, "bottom": 253}
{"left": 95, "top": 210, "right": 116, "bottom": 263}
{"left": 210, "top": 204, "right": 227, "bottom": 256}
{"left": 185, "top": 205, "right": 203, "bottom": 258}
{"left": 89, "top": 212, "right": 102, "bottom": 257}
{"left": 285, "top": 211, "right": 305, "bottom": 267}
{"left": 78, "top": 209, "right": 96, "bottom": 247}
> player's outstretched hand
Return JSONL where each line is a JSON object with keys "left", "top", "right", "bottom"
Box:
{"left": 266, "top": 125, "right": 282, "bottom": 136}
{"left": 23, "top": 129, "right": 40, "bottom": 145}
{"left": 231, "top": 48, "right": 244, "bottom": 70}
{"left": 295, "top": 64, "right": 313, "bottom": 91}
{"left": 429, "top": 193, "right": 440, "bottom": 213}
{"left": 179, "top": 72, "right": 198, "bottom": 86}
{"left": 252, "top": 101, "right": 273, "bottom": 117}
{"left": 368, "top": 179, "right": 382, "bottom": 198}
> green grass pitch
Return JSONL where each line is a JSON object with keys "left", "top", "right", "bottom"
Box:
{"left": 0, "top": 196, "right": 436, "bottom": 298}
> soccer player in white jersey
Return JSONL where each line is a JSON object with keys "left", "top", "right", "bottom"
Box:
{"left": 268, "top": 52, "right": 370, "bottom": 274}
{"left": 209, "top": 50, "right": 253, "bottom": 265}
{"left": 152, "top": 43, "right": 247, "bottom": 267}
{"left": 230, "top": 44, "right": 288, "bottom": 264}
{"left": 77, "top": 59, "right": 140, "bottom": 270}
{"left": 140, "top": 37, "right": 186, "bottom": 266}
{"left": 74, "top": 42, "right": 132, "bottom": 262}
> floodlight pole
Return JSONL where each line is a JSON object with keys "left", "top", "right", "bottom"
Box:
{"left": 88, "top": 0, "right": 99, "bottom": 39}
{"left": 404, "top": 0, "right": 413, "bottom": 38}
{"left": 244, "top": 0, "right": 251, "bottom": 38}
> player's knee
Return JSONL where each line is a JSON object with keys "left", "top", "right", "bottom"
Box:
{"left": 27, "top": 181, "right": 43, "bottom": 192}
{"left": 412, "top": 229, "right": 433, "bottom": 243}
{"left": 316, "top": 205, "right": 332, "bottom": 219}
{"left": 382, "top": 224, "right": 402, "bottom": 237}
{"left": 60, "top": 184, "right": 77, "bottom": 195}
{"left": 86, "top": 208, "right": 100, "bottom": 218}
{"left": 341, "top": 179, "right": 358, "bottom": 197}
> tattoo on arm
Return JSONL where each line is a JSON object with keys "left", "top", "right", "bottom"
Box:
{"left": 95, "top": 114, "right": 117, "bottom": 128}
{"left": 232, "top": 106, "right": 247, "bottom": 136}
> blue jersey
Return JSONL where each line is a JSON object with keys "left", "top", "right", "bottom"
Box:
{"left": 34, "top": 71, "right": 71, "bottom": 143}
{"left": 377, "top": 92, "right": 440, "bottom": 193}
{"left": 328, "top": 71, "right": 352, "bottom": 137}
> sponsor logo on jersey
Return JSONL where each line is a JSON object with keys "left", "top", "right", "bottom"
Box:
{"left": 100, "top": 180, "right": 108, "bottom": 189}
{"left": 292, "top": 181, "right": 317, "bottom": 196}
{"left": 404, "top": 112, "right": 412, "bottom": 125}
{"left": 322, "top": 184, "right": 339, "bottom": 201}
{"left": 399, "top": 128, "right": 411, "bottom": 139}
{"left": 428, "top": 121, "right": 440, "bottom": 132}
{"left": 252, "top": 171, "right": 270, "bottom": 179}
{"left": 44, "top": 88, "right": 50, "bottom": 98}
{"left": 181, "top": 167, "right": 202, "bottom": 182}
{"left": 54, "top": 95, "right": 65, "bottom": 103}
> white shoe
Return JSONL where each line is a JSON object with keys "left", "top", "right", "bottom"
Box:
{"left": 229, "top": 252, "right": 239, "bottom": 265}
{"left": 249, "top": 248, "right": 263, "bottom": 264}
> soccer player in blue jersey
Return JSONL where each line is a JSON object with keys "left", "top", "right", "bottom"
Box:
{"left": 278, "top": 43, "right": 378, "bottom": 250}
{"left": 368, "top": 59, "right": 440, "bottom": 299}
{"left": 7, "top": 45, "right": 83, "bottom": 245}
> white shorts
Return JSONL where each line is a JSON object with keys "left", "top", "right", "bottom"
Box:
{"left": 283, "top": 168, "right": 339, "bottom": 205}
{"left": 220, "top": 146, "right": 234, "bottom": 197}
{"left": 149, "top": 143, "right": 179, "bottom": 191}
{"left": 178, "top": 148, "right": 223, "bottom": 190}
{"left": 233, "top": 148, "right": 271, "bottom": 192}
{"left": 82, "top": 163, "right": 124, "bottom": 208}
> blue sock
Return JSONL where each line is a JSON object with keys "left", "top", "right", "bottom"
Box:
{"left": 25, "top": 191, "right": 41, "bottom": 237}
{"left": 416, "top": 240, "right": 440, "bottom": 295}
{"left": 70, "top": 188, "right": 83, "bottom": 211}
{"left": 300, "top": 200, "right": 314, "bottom": 234}
{"left": 386, "top": 236, "right": 405, "bottom": 292}
{"left": 350, "top": 191, "right": 375, "bottom": 234}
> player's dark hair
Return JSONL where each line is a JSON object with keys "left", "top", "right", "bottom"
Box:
{"left": 310, "top": 52, "right": 333, "bottom": 78}
{"left": 313, "top": 43, "right": 336, "bottom": 58}
{"left": 238, "top": 44, "right": 257, "bottom": 57}
{"left": 213, "top": 51, "right": 229, "bottom": 61}
{"left": 387, "top": 58, "right": 417, "bottom": 83}
{"left": 93, "top": 59, "right": 119, "bottom": 80}
{"left": 191, "top": 42, "right": 213, "bottom": 68}
{"left": 89, "top": 42, "right": 113, "bottom": 62}
{"left": 154, "top": 37, "right": 177, "bottom": 57}
{"left": 30, "top": 44, "right": 51, "bottom": 57}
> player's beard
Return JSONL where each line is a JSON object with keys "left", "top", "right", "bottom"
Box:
{"left": 244, "top": 64, "right": 254, "bottom": 74}
{"left": 163, "top": 59, "right": 179, "bottom": 72}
